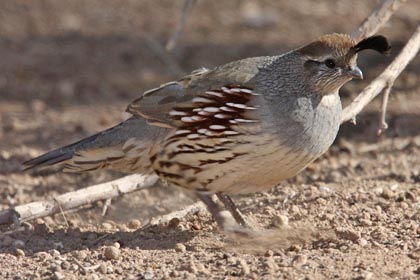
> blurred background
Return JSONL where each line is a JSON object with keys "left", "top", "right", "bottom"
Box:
{"left": 0, "top": 0, "right": 419, "bottom": 225}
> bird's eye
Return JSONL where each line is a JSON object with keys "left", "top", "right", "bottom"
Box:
{"left": 324, "top": 59, "right": 336, "bottom": 68}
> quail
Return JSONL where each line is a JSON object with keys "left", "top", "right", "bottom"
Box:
{"left": 24, "top": 34, "right": 390, "bottom": 229}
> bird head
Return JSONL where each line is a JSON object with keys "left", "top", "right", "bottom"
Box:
{"left": 297, "top": 33, "right": 391, "bottom": 95}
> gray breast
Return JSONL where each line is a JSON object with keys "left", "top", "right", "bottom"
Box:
{"left": 259, "top": 92, "right": 342, "bottom": 158}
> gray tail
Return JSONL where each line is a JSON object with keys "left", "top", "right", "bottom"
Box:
{"left": 22, "top": 133, "right": 104, "bottom": 171}
{"left": 22, "top": 117, "right": 153, "bottom": 171}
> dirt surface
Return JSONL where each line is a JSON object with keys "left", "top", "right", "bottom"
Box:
{"left": 1, "top": 1, "right": 420, "bottom": 279}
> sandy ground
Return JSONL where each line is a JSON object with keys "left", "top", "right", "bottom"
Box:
{"left": 0, "top": 1, "right": 419, "bottom": 279}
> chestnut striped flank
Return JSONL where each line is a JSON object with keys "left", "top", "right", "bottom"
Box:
{"left": 169, "top": 85, "right": 259, "bottom": 140}
{"left": 149, "top": 85, "right": 259, "bottom": 190}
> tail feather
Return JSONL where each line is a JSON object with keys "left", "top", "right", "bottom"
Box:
{"left": 22, "top": 117, "right": 158, "bottom": 172}
{"left": 22, "top": 131, "right": 109, "bottom": 171}
{"left": 22, "top": 150, "right": 74, "bottom": 171}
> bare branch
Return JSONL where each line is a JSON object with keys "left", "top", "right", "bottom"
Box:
{"left": 351, "top": 0, "right": 406, "bottom": 41}
{"left": 166, "top": 0, "right": 197, "bottom": 51}
{"left": 377, "top": 80, "right": 394, "bottom": 135}
{"left": 342, "top": 25, "right": 420, "bottom": 123}
{"left": 146, "top": 38, "right": 186, "bottom": 77}
{"left": 0, "top": 174, "right": 159, "bottom": 226}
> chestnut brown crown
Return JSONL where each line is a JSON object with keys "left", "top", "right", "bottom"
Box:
{"left": 297, "top": 33, "right": 391, "bottom": 94}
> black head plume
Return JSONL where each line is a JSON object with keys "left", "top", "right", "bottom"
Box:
{"left": 352, "top": 35, "right": 391, "bottom": 56}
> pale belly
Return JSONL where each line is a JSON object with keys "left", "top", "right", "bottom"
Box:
{"left": 204, "top": 139, "right": 316, "bottom": 194}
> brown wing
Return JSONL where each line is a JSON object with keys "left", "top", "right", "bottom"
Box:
{"left": 148, "top": 84, "right": 262, "bottom": 190}
{"left": 126, "top": 68, "right": 210, "bottom": 128}
{"left": 126, "top": 56, "right": 268, "bottom": 128}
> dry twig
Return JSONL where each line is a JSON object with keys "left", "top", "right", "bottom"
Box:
{"left": 377, "top": 80, "right": 394, "bottom": 135}
{"left": 101, "top": 198, "right": 112, "bottom": 216}
{"left": 345, "top": 0, "right": 413, "bottom": 132}
{"left": 351, "top": 0, "right": 406, "bottom": 41}
{"left": 166, "top": 0, "right": 197, "bottom": 51}
{"left": 342, "top": 25, "right": 420, "bottom": 123}
{"left": 0, "top": 174, "right": 158, "bottom": 226}
{"left": 146, "top": 38, "right": 185, "bottom": 77}
{"left": 145, "top": 201, "right": 205, "bottom": 228}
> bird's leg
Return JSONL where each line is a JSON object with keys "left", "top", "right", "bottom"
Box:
{"left": 196, "top": 192, "right": 228, "bottom": 229}
{"left": 197, "top": 192, "right": 252, "bottom": 235}
{"left": 216, "top": 192, "right": 251, "bottom": 228}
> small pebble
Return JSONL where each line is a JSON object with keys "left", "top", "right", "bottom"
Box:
{"left": 169, "top": 218, "right": 180, "bottom": 228}
{"left": 34, "top": 251, "right": 52, "bottom": 261}
{"left": 104, "top": 246, "right": 120, "bottom": 260}
{"left": 319, "top": 186, "right": 331, "bottom": 192}
{"left": 127, "top": 219, "right": 142, "bottom": 230}
{"left": 49, "top": 249, "right": 61, "bottom": 258}
{"left": 49, "top": 263, "right": 60, "bottom": 273}
{"left": 191, "top": 222, "right": 201, "bottom": 230}
{"left": 400, "top": 202, "right": 409, "bottom": 209}
{"left": 409, "top": 248, "right": 420, "bottom": 260}
{"left": 263, "top": 206, "right": 276, "bottom": 215}
{"left": 61, "top": 261, "right": 70, "bottom": 270}
{"left": 88, "top": 274, "right": 99, "bottom": 280}
{"left": 363, "top": 271, "right": 374, "bottom": 280}
{"left": 195, "top": 263, "right": 206, "bottom": 272}
{"left": 52, "top": 271, "right": 65, "bottom": 280}
{"left": 73, "top": 251, "right": 87, "bottom": 261}
{"left": 183, "top": 260, "right": 197, "bottom": 273}
{"left": 237, "top": 259, "right": 250, "bottom": 276}
{"left": 15, "top": 248, "right": 25, "bottom": 258}
{"left": 324, "top": 213, "right": 335, "bottom": 221}
{"left": 381, "top": 188, "right": 394, "bottom": 199}
{"left": 289, "top": 244, "right": 301, "bottom": 252}
{"left": 360, "top": 219, "right": 372, "bottom": 226}
{"left": 264, "top": 250, "right": 274, "bottom": 257}
{"left": 292, "top": 254, "right": 308, "bottom": 267}
{"left": 118, "top": 224, "right": 130, "bottom": 232}
{"left": 272, "top": 215, "right": 289, "bottom": 228}
{"left": 264, "top": 258, "right": 277, "bottom": 271}
{"left": 359, "top": 238, "right": 368, "bottom": 247}
{"left": 175, "top": 243, "right": 186, "bottom": 253}
{"left": 115, "top": 267, "right": 123, "bottom": 275}
{"left": 291, "top": 205, "right": 300, "bottom": 214}
{"left": 170, "top": 271, "right": 180, "bottom": 277}
{"left": 101, "top": 222, "right": 114, "bottom": 230}
{"left": 390, "top": 183, "right": 399, "bottom": 191}
{"left": 99, "top": 263, "right": 107, "bottom": 274}
{"left": 181, "top": 272, "right": 194, "bottom": 279}
{"left": 143, "top": 269, "right": 155, "bottom": 280}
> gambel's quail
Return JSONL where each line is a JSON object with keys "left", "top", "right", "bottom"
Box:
{"left": 24, "top": 34, "right": 390, "bottom": 229}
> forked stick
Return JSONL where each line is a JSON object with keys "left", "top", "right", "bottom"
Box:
{"left": 165, "top": 0, "right": 197, "bottom": 51}
{"left": 342, "top": 25, "right": 420, "bottom": 123}
{"left": 351, "top": 0, "right": 406, "bottom": 41}
{"left": 0, "top": 174, "right": 158, "bottom": 225}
